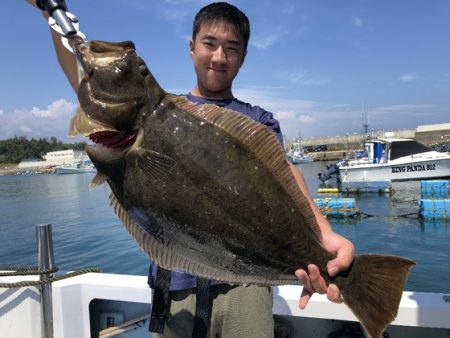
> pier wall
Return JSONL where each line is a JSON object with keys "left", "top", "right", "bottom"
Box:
{"left": 415, "top": 123, "right": 450, "bottom": 146}
{"left": 301, "top": 124, "right": 450, "bottom": 151}
{"left": 301, "top": 129, "right": 416, "bottom": 151}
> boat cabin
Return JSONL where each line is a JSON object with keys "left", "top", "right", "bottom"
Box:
{"left": 364, "top": 138, "right": 431, "bottom": 164}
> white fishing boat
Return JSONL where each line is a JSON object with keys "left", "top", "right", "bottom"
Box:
{"left": 287, "top": 141, "right": 314, "bottom": 164}
{"left": 287, "top": 150, "right": 314, "bottom": 164}
{"left": 319, "top": 138, "right": 450, "bottom": 183}
{"left": 2, "top": 224, "right": 450, "bottom": 338}
{"left": 55, "top": 161, "right": 96, "bottom": 174}
{"left": 1, "top": 272, "right": 450, "bottom": 338}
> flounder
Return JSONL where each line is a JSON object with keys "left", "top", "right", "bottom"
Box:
{"left": 71, "top": 40, "right": 415, "bottom": 338}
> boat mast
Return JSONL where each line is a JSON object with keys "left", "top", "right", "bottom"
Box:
{"left": 362, "top": 102, "right": 370, "bottom": 139}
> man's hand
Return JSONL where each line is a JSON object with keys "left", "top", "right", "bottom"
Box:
{"left": 294, "top": 230, "right": 355, "bottom": 309}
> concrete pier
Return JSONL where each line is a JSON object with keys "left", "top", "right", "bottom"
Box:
{"left": 295, "top": 123, "right": 450, "bottom": 160}
{"left": 311, "top": 151, "right": 348, "bottom": 161}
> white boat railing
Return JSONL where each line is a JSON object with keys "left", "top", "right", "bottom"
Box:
{"left": 2, "top": 272, "right": 450, "bottom": 338}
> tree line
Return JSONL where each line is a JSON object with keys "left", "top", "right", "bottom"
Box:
{"left": 0, "top": 136, "right": 87, "bottom": 164}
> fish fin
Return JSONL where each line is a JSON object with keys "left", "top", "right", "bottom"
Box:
{"left": 341, "top": 254, "right": 415, "bottom": 338}
{"left": 128, "top": 148, "right": 176, "bottom": 181}
{"left": 89, "top": 172, "right": 108, "bottom": 190}
{"left": 69, "top": 104, "right": 116, "bottom": 136}
{"left": 108, "top": 192, "right": 296, "bottom": 286}
{"left": 169, "top": 95, "right": 320, "bottom": 241}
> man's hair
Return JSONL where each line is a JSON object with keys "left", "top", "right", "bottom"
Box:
{"left": 192, "top": 2, "right": 250, "bottom": 52}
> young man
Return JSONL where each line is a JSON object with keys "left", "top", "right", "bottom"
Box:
{"left": 28, "top": 1, "right": 354, "bottom": 337}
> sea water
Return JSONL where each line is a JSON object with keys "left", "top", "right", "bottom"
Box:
{"left": 0, "top": 162, "right": 449, "bottom": 293}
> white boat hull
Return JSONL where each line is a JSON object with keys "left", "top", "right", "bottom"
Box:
{"left": 287, "top": 153, "right": 314, "bottom": 164}
{"left": 55, "top": 162, "right": 96, "bottom": 175}
{"left": 340, "top": 157, "right": 450, "bottom": 182}
{"left": 2, "top": 273, "right": 450, "bottom": 338}
{"left": 55, "top": 167, "right": 96, "bottom": 174}
{"left": 288, "top": 155, "right": 314, "bottom": 164}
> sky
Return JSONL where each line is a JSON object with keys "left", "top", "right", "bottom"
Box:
{"left": 1, "top": 0, "right": 450, "bottom": 142}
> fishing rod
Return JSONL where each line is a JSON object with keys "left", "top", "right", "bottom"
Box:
{"left": 36, "top": 0, "right": 76, "bottom": 36}
{"left": 36, "top": 0, "right": 88, "bottom": 71}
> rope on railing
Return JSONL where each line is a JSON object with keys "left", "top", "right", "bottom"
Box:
{"left": 0, "top": 267, "right": 100, "bottom": 288}
{"left": 0, "top": 266, "right": 59, "bottom": 276}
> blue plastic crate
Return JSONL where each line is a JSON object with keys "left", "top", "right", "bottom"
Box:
{"left": 314, "top": 198, "right": 328, "bottom": 209}
{"left": 419, "top": 198, "right": 450, "bottom": 219}
{"left": 314, "top": 198, "right": 359, "bottom": 218}
{"left": 421, "top": 180, "right": 449, "bottom": 198}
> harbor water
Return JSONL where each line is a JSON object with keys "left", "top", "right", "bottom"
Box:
{"left": 0, "top": 161, "right": 449, "bottom": 293}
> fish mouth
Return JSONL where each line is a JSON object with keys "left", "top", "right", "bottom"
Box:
{"left": 76, "top": 40, "right": 136, "bottom": 74}
{"left": 89, "top": 130, "right": 138, "bottom": 149}
{"left": 85, "top": 129, "right": 139, "bottom": 187}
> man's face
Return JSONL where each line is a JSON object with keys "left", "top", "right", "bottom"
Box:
{"left": 190, "top": 21, "right": 247, "bottom": 98}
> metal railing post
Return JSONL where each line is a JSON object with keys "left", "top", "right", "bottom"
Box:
{"left": 36, "top": 224, "right": 55, "bottom": 338}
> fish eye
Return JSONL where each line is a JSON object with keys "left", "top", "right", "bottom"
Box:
{"left": 114, "top": 60, "right": 127, "bottom": 72}
{"left": 138, "top": 64, "right": 148, "bottom": 76}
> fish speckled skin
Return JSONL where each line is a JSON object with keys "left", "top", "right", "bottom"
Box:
{"left": 71, "top": 40, "right": 415, "bottom": 338}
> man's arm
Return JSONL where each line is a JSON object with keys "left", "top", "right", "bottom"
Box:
{"left": 289, "top": 163, "right": 355, "bottom": 308}
{"left": 48, "top": 27, "right": 79, "bottom": 91}
{"left": 26, "top": 0, "right": 79, "bottom": 91}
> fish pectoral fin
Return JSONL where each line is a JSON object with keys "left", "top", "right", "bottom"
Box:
{"left": 129, "top": 148, "right": 176, "bottom": 181}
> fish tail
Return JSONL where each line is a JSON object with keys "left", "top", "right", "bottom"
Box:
{"left": 341, "top": 254, "right": 415, "bottom": 338}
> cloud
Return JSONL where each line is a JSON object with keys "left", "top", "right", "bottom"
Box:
{"left": 276, "top": 111, "right": 296, "bottom": 119}
{"left": 377, "top": 104, "right": 435, "bottom": 113}
{"left": 234, "top": 86, "right": 359, "bottom": 137}
{"left": 0, "top": 99, "right": 77, "bottom": 141}
{"left": 31, "top": 107, "right": 50, "bottom": 117}
{"left": 361, "top": 104, "right": 439, "bottom": 132}
{"left": 277, "top": 103, "right": 362, "bottom": 138}
{"left": 0, "top": 109, "right": 3, "bottom": 116}
{"left": 30, "top": 99, "right": 75, "bottom": 119}
{"left": 251, "top": 34, "right": 280, "bottom": 49}
{"left": 274, "top": 111, "right": 316, "bottom": 126}
{"left": 280, "top": 3, "right": 296, "bottom": 15}
{"left": 121, "top": 0, "right": 205, "bottom": 25}
{"left": 157, "top": 6, "right": 192, "bottom": 23}
{"left": 20, "top": 125, "right": 32, "bottom": 133}
{"left": 351, "top": 16, "right": 363, "bottom": 28}
{"left": 277, "top": 70, "right": 330, "bottom": 86}
{"left": 243, "top": 85, "right": 436, "bottom": 139}
{"left": 373, "top": 104, "right": 434, "bottom": 114}
{"left": 156, "top": 0, "right": 211, "bottom": 24}
{"left": 397, "top": 73, "right": 417, "bottom": 82}
{"left": 299, "top": 114, "right": 315, "bottom": 124}
{"left": 234, "top": 86, "right": 317, "bottom": 113}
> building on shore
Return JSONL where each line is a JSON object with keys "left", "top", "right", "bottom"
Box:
{"left": 18, "top": 149, "right": 89, "bottom": 169}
